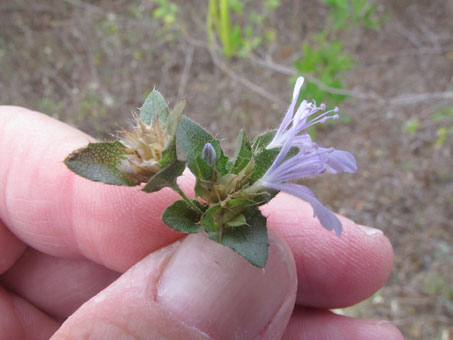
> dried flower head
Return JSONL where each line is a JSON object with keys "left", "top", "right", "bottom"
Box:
{"left": 119, "top": 115, "right": 168, "bottom": 182}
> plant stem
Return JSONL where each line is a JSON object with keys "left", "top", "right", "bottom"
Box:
{"left": 217, "top": 223, "right": 224, "bottom": 242}
{"left": 173, "top": 185, "right": 203, "bottom": 214}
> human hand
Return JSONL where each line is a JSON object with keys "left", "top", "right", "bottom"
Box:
{"left": 0, "top": 106, "right": 404, "bottom": 339}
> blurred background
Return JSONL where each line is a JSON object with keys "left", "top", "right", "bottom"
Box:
{"left": 0, "top": 0, "right": 452, "bottom": 338}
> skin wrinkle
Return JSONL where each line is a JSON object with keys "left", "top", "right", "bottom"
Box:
{"left": 0, "top": 118, "right": 16, "bottom": 226}
{"left": 146, "top": 240, "right": 181, "bottom": 302}
{"left": 254, "top": 233, "right": 297, "bottom": 339}
{"left": 85, "top": 316, "right": 141, "bottom": 340}
{"left": 0, "top": 219, "right": 27, "bottom": 275}
{"left": 0, "top": 288, "right": 26, "bottom": 340}
{"left": 11, "top": 294, "right": 29, "bottom": 339}
{"left": 64, "top": 171, "right": 84, "bottom": 258}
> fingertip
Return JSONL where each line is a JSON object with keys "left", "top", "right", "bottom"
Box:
{"left": 263, "top": 193, "right": 393, "bottom": 308}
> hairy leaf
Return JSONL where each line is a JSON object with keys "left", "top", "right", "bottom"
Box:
{"left": 162, "top": 200, "right": 203, "bottom": 234}
{"left": 64, "top": 141, "right": 139, "bottom": 186}
{"left": 139, "top": 89, "right": 169, "bottom": 125}
{"left": 251, "top": 130, "right": 276, "bottom": 153}
{"left": 176, "top": 116, "right": 229, "bottom": 175}
{"left": 231, "top": 129, "right": 252, "bottom": 174}
{"left": 142, "top": 160, "right": 185, "bottom": 193}
{"left": 211, "top": 206, "right": 268, "bottom": 267}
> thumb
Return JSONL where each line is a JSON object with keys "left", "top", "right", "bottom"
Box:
{"left": 51, "top": 230, "right": 297, "bottom": 340}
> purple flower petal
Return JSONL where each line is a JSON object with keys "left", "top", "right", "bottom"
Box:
{"left": 264, "top": 182, "right": 342, "bottom": 237}
{"left": 274, "top": 76, "right": 305, "bottom": 143}
{"left": 323, "top": 149, "right": 358, "bottom": 174}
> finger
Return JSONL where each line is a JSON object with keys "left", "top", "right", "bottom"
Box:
{"left": 0, "top": 219, "right": 26, "bottom": 274}
{"left": 282, "top": 307, "right": 404, "bottom": 340}
{"left": 0, "top": 286, "right": 59, "bottom": 340}
{"left": 51, "top": 230, "right": 297, "bottom": 340}
{"left": 1, "top": 248, "right": 119, "bottom": 320}
{"left": 0, "top": 106, "right": 189, "bottom": 271}
{"left": 262, "top": 192, "right": 393, "bottom": 308}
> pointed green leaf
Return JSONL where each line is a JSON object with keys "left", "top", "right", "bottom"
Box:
{"left": 176, "top": 116, "right": 229, "bottom": 175}
{"left": 64, "top": 141, "right": 139, "bottom": 186}
{"left": 166, "top": 100, "right": 186, "bottom": 138}
{"left": 231, "top": 129, "right": 252, "bottom": 174}
{"left": 139, "top": 89, "right": 169, "bottom": 125}
{"left": 225, "top": 198, "right": 254, "bottom": 212}
{"left": 211, "top": 206, "right": 268, "bottom": 267}
{"left": 199, "top": 204, "right": 221, "bottom": 233}
{"left": 251, "top": 146, "right": 299, "bottom": 182}
{"left": 250, "top": 148, "right": 280, "bottom": 181}
{"left": 142, "top": 160, "right": 185, "bottom": 193}
{"left": 226, "top": 213, "right": 247, "bottom": 227}
{"left": 200, "top": 198, "right": 255, "bottom": 232}
{"left": 159, "top": 139, "right": 177, "bottom": 168}
{"left": 158, "top": 100, "right": 186, "bottom": 168}
{"left": 162, "top": 200, "right": 203, "bottom": 234}
{"left": 194, "top": 156, "right": 214, "bottom": 180}
{"left": 251, "top": 130, "right": 276, "bottom": 153}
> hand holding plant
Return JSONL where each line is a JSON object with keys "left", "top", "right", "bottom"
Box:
{"left": 0, "top": 105, "right": 403, "bottom": 339}
{"left": 65, "top": 77, "right": 357, "bottom": 267}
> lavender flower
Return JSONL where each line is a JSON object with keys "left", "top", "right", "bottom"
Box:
{"left": 266, "top": 77, "right": 340, "bottom": 150}
{"left": 253, "top": 77, "right": 357, "bottom": 236}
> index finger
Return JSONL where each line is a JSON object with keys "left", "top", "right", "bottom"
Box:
{"left": 0, "top": 106, "right": 185, "bottom": 272}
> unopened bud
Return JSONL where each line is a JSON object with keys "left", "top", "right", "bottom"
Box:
{"left": 202, "top": 143, "right": 216, "bottom": 166}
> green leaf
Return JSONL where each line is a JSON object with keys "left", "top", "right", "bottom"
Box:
{"left": 162, "top": 200, "right": 203, "bottom": 234}
{"left": 159, "top": 139, "right": 177, "bottom": 168}
{"left": 199, "top": 204, "right": 221, "bottom": 233}
{"left": 226, "top": 213, "right": 247, "bottom": 227}
{"left": 200, "top": 199, "right": 255, "bottom": 232}
{"left": 194, "top": 156, "right": 214, "bottom": 180}
{"left": 211, "top": 206, "right": 268, "bottom": 267}
{"left": 176, "top": 116, "right": 229, "bottom": 175}
{"left": 251, "top": 130, "right": 276, "bottom": 153}
{"left": 142, "top": 160, "right": 185, "bottom": 193}
{"left": 139, "top": 89, "right": 169, "bottom": 125}
{"left": 250, "top": 148, "right": 280, "bottom": 181}
{"left": 231, "top": 129, "right": 252, "bottom": 174}
{"left": 166, "top": 100, "right": 186, "bottom": 138}
{"left": 251, "top": 146, "right": 299, "bottom": 182}
{"left": 64, "top": 141, "right": 139, "bottom": 186}
{"left": 227, "top": 198, "right": 256, "bottom": 213}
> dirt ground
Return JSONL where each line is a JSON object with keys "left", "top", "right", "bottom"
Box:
{"left": 1, "top": 0, "right": 452, "bottom": 339}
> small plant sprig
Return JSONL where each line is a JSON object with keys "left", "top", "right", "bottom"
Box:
{"left": 64, "top": 77, "right": 357, "bottom": 267}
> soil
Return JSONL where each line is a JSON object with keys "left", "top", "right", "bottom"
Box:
{"left": 0, "top": 0, "right": 452, "bottom": 338}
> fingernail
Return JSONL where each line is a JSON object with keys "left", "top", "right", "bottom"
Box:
{"left": 156, "top": 233, "right": 295, "bottom": 340}
{"left": 357, "top": 224, "right": 384, "bottom": 237}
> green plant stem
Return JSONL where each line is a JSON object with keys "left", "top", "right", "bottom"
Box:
{"left": 220, "top": 0, "right": 232, "bottom": 57}
{"left": 217, "top": 223, "right": 224, "bottom": 242}
{"left": 173, "top": 185, "right": 203, "bottom": 214}
{"left": 207, "top": 0, "right": 216, "bottom": 44}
